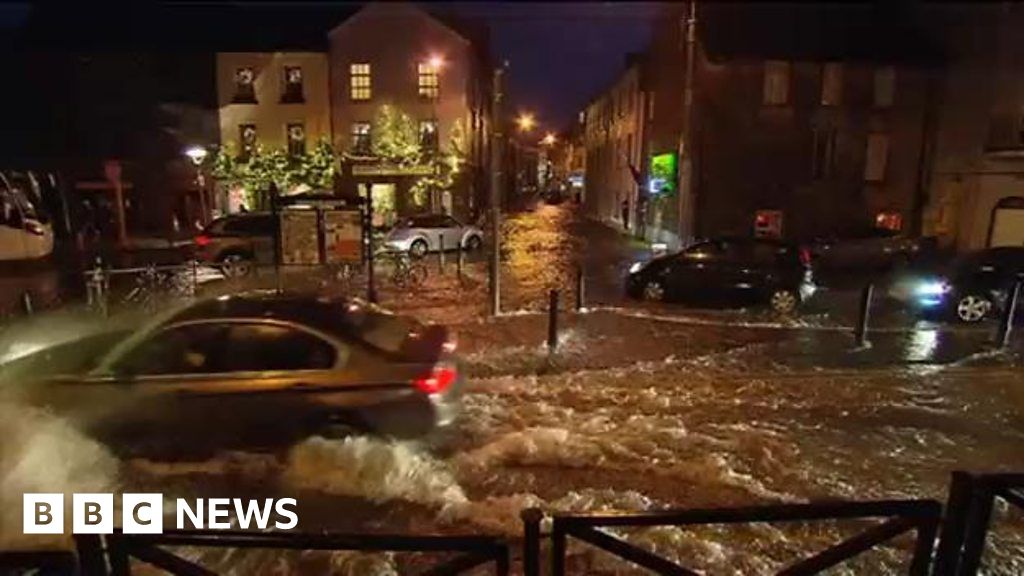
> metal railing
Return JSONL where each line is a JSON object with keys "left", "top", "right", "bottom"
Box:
{"left": 933, "top": 471, "right": 1024, "bottom": 575}
{"left": 75, "top": 529, "right": 509, "bottom": 576}
{"left": 522, "top": 499, "right": 942, "bottom": 576}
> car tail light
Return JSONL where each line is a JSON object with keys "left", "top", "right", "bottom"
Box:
{"left": 413, "top": 364, "right": 457, "bottom": 394}
{"left": 194, "top": 234, "right": 212, "bottom": 247}
{"left": 799, "top": 247, "right": 812, "bottom": 267}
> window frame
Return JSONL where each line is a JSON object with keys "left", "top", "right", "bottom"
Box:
{"left": 239, "top": 124, "right": 257, "bottom": 159}
{"left": 864, "top": 132, "right": 890, "bottom": 183}
{"left": 419, "top": 119, "right": 439, "bottom": 152}
{"left": 821, "top": 62, "right": 843, "bottom": 106}
{"left": 873, "top": 66, "right": 896, "bottom": 108}
{"left": 233, "top": 67, "right": 257, "bottom": 104}
{"left": 763, "top": 61, "right": 790, "bottom": 106}
{"left": 417, "top": 62, "right": 440, "bottom": 100}
{"left": 349, "top": 63, "right": 372, "bottom": 101}
{"left": 351, "top": 121, "right": 372, "bottom": 154}
{"left": 286, "top": 122, "right": 306, "bottom": 156}
{"left": 281, "top": 65, "right": 304, "bottom": 103}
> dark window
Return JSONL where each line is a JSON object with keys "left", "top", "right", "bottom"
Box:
{"left": 223, "top": 215, "right": 276, "bottom": 236}
{"left": 114, "top": 324, "right": 227, "bottom": 376}
{"left": 351, "top": 122, "right": 371, "bottom": 154}
{"left": 233, "top": 67, "right": 257, "bottom": 103}
{"left": 419, "top": 119, "right": 439, "bottom": 151}
{"left": 281, "top": 66, "right": 304, "bottom": 103}
{"left": 812, "top": 127, "right": 837, "bottom": 180}
{"left": 287, "top": 123, "right": 306, "bottom": 156}
{"left": 239, "top": 124, "right": 257, "bottom": 159}
{"left": 222, "top": 323, "right": 338, "bottom": 372}
{"left": 409, "top": 215, "right": 449, "bottom": 228}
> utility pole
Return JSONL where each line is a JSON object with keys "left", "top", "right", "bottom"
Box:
{"left": 677, "top": 2, "right": 698, "bottom": 247}
{"left": 489, "top": 62, "right": 507, "bottom": 316}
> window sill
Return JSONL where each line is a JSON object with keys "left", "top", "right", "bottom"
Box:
{"left": 349, "top": 99, "right": 372, "bottom": 104}
{"left": 280, "top": 96, "right": 306, "bottom": 104}
{"left": 232, "top": 97, "right": 258, "bottom": 105}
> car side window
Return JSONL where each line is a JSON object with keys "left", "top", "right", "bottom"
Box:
{"left": 681, "top": 241, "right": 723, "bottom": 261}
{"left": 443, "top": 216, "right": 461, "bottom": 228}
{"left": 221, "top": 323, "right": 339, "bottom": 372}
{"left": 113, "top": 324, "right": 227, "bottom": 376}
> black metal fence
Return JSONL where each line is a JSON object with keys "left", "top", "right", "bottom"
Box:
{"left": 522, "top": 499, "right": 941, "bottom": 576}
{"left": 4, "top": 476, "right": 1024, "bottom": 575}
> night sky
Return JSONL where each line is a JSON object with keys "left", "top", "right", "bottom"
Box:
{"left": 437, "top": 2, "right": 660, "bottom": 132}
{"left": 2, "top": 2, "right": 658, "bottom": 133}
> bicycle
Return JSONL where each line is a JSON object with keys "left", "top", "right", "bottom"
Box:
{"left": 376, "top": 249, "right": 428, "bottom": 289}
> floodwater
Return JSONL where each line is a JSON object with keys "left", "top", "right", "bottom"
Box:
{"left": 3, "top": 205, "right": 1024, "bottom": 574}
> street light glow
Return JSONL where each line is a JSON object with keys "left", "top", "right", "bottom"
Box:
{"left": 184, "top": 145, "right": 208, "bottom": 165}
{"left": 516, "top": 113, "right": 536, "bottom": 132}
{"left": 428, "top": 54, "right": 445, "bottom": 70}
{"left": 542, "top": 132, "right": 556, "bottom": 146}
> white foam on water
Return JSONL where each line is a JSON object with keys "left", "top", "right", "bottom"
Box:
{"left": 284, "top": 435, "right": 468, "bottom": 508}
{"left": 0, "top": 402, "right": 119, "bottom": 549}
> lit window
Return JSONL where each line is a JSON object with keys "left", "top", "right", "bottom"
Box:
{"left": 234, "top": 67, "right": 256, "bottom": 103}
{"left": 864, "top": 133, "right": 889, "bottom": 182}
{"left": 875, "top": 211, "right": 903, "bottom": 231}
{"left": 821, "top": 63, "right": 842, "bottom": 106}
{"left": 418, "top": 62, "right": 439, "bottom": 99}
{"left": 282, "top": 66, "right": 304, "bottom": 103}
{"left": 286, "top": 123, "right": 305, "bottom": 156}
{"left": 350, "top": 63, "right": 371, "bottom": 101}
{"left": 874, "top": 66, "right": 896, "bottom": 108}
{"left": 239, "top": 124, "right": 257, "bottom": 158}
{"left": 419, "top": 119, "right": 439, "bottom": 151}
{"left": 351, "top": 121, "right": 371, "bottom": 154}
{"left": 763, "top": 61, "right": 790, "bottom": 106}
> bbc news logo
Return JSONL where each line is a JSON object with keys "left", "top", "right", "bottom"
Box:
{"left": 24, "top": 494, "right": 298, "bottom": 534}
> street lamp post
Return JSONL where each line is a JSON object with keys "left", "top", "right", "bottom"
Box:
{"left": 185, "top": 146, "right": 209, "bottom": 226}
{"left": 428, "top": 55, "right": 445, "bottom": 213}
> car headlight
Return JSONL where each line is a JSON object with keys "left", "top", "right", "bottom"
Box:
{"left": 915, "top": 280, "right": 951, "bottom": 297}
{"left": 628, "top": 261, "right": 644, "bottom": 275}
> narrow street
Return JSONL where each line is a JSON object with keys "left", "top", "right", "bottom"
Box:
{"left": 5, "top": 204, "right": 1023, "bottom": 574}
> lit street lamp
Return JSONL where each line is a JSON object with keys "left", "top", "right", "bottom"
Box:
{"left": 541, "top": 132, "right": 556, "bottom": 146}
{"left": 184, "top": 145, "right": 209, "bottom": 225}
{"left": 516, "top": 113, "right": 536, "bottom": 133}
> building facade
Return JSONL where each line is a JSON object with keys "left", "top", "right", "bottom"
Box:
{"left": 922, "top": 4, "right": 1024, "bottom": 251}
{"left": 582, "top": 3, "right": 938, "bottom": 248}
{"left": 327, "top": 3, "right": 489, "bottom": 225}
{"left": 582, "top": 60, "right": 647, "bottom": 234}
{"left": 216, "top": 52, "right": 331, "bottom": 158}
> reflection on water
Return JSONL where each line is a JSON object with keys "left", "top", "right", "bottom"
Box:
{"left": 907, "top": 328, "right": 939, "bottom": 362}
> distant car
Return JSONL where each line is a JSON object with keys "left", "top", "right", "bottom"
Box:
{"left": 0, "top": 171, "right": 54, "bottom": 261}
{"left": 810, "top": 226, "right": 927, "bottom": 270}
{"left": 193, "top": 212, "right": 277, "bottom": 277}
{"left": 912, "top": 247, "right": 1024, "bottom": 323}
{"left": 626, "top": 237, "right": 816, "bottom": 313}
{"left": 383, "top": 214, "right": 483, "bottom": 258}
{"left": 4, "top": 291, "right": 463, "bottom": 457}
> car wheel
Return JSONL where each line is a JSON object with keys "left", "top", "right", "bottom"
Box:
{"left": 465, "top": 235, "right": 482, "bottom": 251}
{"left": 955, "top": 293, "right": 992, "bottom": 323}
{"left": 642, "top": 280, "right": 665, "bottom": 302}
{"left": 220, "top": 253, "right": 253, "bottom": 278}
{"left": 769, "top": 289, "right": 799, "bottom": 314}
{"left": 409, "top": 239, "right": 428, "bottom": 259}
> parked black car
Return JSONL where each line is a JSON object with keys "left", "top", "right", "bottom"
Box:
{"left": 912, "top": 246, "right": 1024, "bottom": 323}
{"left": 626, "top": 237, "right": 816, "bottom": 313}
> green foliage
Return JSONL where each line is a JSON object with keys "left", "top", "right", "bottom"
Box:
{"left": 209, "top": 139, "right": 338, "bottom": 209}
{"left": 371, "top": 105, "right": 421, "bottom": 166}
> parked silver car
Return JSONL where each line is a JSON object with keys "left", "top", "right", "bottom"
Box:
{"left": 383, "top": 214, "right": 484, "bottom": 257}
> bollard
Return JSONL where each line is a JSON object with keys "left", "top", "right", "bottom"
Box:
{"left": 997, "top": 280, "right": 1021, "bottom": 348}
{"left": 438, "top": 234, "right": 445, "bottom": 273}
{"left": 21, "top": 291, "right": 33, "bottom": 315}
{"left": 521, "top": 508, "right": 543, "bottom": 576}
{"left": 854, "top": 282, "right": 874, "bottom": 347}
{"left": 548, "top": 289, "right": 559, "bottom": 353}
{"left": 191, "top": 259, "right": 199, "bottom": 297}
{"left": 87, "top": 258, "right": 108, "bottom": 316}
{"left": 457, "top": 241, "right": 465, "bottom": 283}
{"left": 575, "top": 264, "right": 585, "bottom": 312}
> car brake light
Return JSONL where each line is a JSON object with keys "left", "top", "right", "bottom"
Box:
{"left": 799, "top": 247, "right": 812, "bottom": 267}
{"left": 413, "top": 364, "right": 457, "bottom": 394}
{"left": 194, "top": 234, "right": 212, "bottom": 247}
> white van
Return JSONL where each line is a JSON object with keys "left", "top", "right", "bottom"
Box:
{"left": 0, "top": 171, "right": 54, "bottom": 261}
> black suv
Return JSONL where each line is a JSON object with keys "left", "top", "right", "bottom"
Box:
{"left": 914, "top": 247, "right": 1024, "bottom": 323}
{"left": 626, "top": 237, "right": 816, "bottom": 313}
{"left": 193, "top": 213, "right": 277, "bottom": 277}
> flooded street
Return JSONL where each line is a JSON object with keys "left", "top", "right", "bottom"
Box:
{"left": 3, "top": 205, "right": 1024, "bottom": 574}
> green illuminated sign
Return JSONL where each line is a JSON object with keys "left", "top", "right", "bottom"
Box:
{"left": 649, "top": 153, "right": 677, "bottom": 194}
